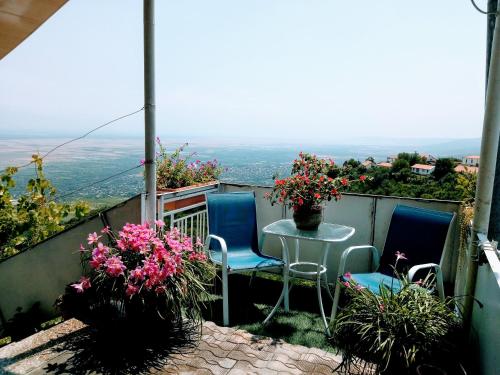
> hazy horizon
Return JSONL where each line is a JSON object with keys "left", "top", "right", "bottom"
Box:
{"left": 0, "top": 135, "right": 481, "bottom": 170}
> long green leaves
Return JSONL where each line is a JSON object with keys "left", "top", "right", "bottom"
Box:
{"left": 330, "top": 274, "right": 461, "bottom": 374}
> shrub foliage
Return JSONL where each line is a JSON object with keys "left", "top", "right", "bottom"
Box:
{"left": 0, "top": 155, "right": 89, "bottom": 259}
{"left": 330, "top": 273, "right": 461, "bottom": 374}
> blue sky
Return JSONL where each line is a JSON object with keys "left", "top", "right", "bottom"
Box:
{"left": 0, "top": 0, "right": 488, "bottom": 143}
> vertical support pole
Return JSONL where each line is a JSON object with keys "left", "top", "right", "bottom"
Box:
{"left": 144, "top": 0, "right": 157, "bottom": 225}
{"left": 486, "top": 1, "right": 498, "bottom": 92}
{"left": 463, "top": 10, "right": 500, "bottom": 329}
{"left": 488, "top": 0, "right": 500, "bottom": 241}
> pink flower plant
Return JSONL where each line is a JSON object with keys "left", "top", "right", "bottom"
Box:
{"left": 71, "top": 276, "right": 91, "bottom": 293}
{"left": 72, "top": 222, "right": 214, "bottom": 323}
{"left": 395, "top": 251, "right": 407, "bottom": 261}
{"left": 155, "top": 140, "right": 224, "bottom": 189}
{"left": 126, "top": 283, "right": 139, "bottom": 297}
{"left": 105, "top": 256, "right": 126, "bottom": 277}
{"left": 87, "top": 232, "right": 101, "bottom": 244}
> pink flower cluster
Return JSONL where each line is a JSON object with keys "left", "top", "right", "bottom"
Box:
{"left": 73, "top": 223, "right": 208, "bottom": 298}
{"left": 117, "top": 223, "right": 156, "bottom": 253}
{"left": 340, "top": 272, "right": 365, "bottom": 291}
{"left": 71, "top": 276, "right": 91, "bottom": 293}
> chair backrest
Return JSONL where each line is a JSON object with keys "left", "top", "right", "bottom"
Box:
{"left": 206, "top": 192, "right": 259, "bottom": 253}
{"left": 378, "top": 205, "right": 455, "bottom": 277}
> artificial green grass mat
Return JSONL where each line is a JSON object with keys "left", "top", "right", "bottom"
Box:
{"left": 201, "top": 272, "right": 336, "bottom": 353}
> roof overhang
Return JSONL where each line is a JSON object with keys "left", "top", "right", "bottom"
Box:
{"left": 0, "top": 0, "right": 67, "bottom": 60}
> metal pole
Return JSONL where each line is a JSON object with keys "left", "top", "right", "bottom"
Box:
{"left": 486, "top": 0, "right": 498, "bottom": 92}
{"left": 143, "top": 0, "right": 157, "bottom": 225}
{"left": 488, "top": 0, "right": 500, "bottom": 241}
{"left": 463, "top": 10, "right": 500, "bottom": 329}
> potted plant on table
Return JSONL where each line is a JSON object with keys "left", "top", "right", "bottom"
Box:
{"left": 155, "top": 139, "right": 224, "bottom": 210}
{"left": 60, "top": 221, "right": 215, "bottom": 333}
{"left": 266, "top": 152, "right": 366, "bottom": 230}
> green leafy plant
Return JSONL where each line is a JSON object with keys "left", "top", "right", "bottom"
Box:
{"left": 330, "top": 260, "right": 462, "bottom": 374}
{"left": 155, "top": 139, "right": 224, "bottom": 189}
{"left": 0, "top": 155, "right": 89, "bottom": 259}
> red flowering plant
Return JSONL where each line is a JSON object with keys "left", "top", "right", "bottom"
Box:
{"left": 60, "top": 221, "right": 215, "bottom": 327}
{"left": 266, "top": 152, "right": 366, "bottom": 211}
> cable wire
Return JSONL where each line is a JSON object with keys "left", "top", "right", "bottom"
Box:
{"left": 8, "top": 106, "right": 145, "bottom": 170}
{"left": 56, "top": 164, "right": 143, "bottom": 200}
{"left": 470, "top": 0, "right": 498, "bottom": 15}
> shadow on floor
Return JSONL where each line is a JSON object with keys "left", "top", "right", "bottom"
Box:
{"left": 44, "top": 320, "right": 199, "bottom": 375}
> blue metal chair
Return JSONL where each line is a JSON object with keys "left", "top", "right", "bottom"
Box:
{"left": 204, "top": 192, "right": 285, "bottom": 326}
{"left": 330, "top": 204, "right": 455, "bottom": 322}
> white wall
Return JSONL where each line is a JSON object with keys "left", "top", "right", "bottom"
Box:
{"left": 0, "top": 186, "right": 463, "bottom": 332}
{"left": 221, "top": 184, "right": 461, "bottom": 283}
{"left": 471, "top": 258, "right": 500, "bottom": 375}
{"left": 0, "top": 195, "right": 142, "bottom": 328}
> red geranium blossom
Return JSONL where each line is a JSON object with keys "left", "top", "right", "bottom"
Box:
{"left": 267, "top": 153, "right": 366, "bottom": 211}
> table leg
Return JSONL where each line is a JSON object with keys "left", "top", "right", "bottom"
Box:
{"left": 323, "top": 272, "right": 334, "bottom": 302}
{"left": 317, "top": 243, "right": 331, "bottom": 334}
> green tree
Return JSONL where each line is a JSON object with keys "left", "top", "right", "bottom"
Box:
{"left": 0, "top": 155, "right": 89, "bottom": 259}
{"left": 432, "top": 158, "right": 456, "bottom": 180}
{"left": 336, "top": 151, "right": 476, "bottom": 202}
{"left": 343, "top": 159, "right": 361, "bottom": 168}
{"left": 397, "top": 152, "right": 422, "bottom": 166}
{"left": 391, "top": 159, "right": 410, "bottom": 173}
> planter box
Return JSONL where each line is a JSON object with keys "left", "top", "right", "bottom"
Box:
{"left": 157, "top": 181, "right": 219, "bottom": 211}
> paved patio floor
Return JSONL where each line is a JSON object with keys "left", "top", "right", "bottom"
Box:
{"left": 0, "top": 319, "right": 346, "bottom": 374}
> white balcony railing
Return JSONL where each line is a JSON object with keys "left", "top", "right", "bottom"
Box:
{"left": 153, "top": 183, "right": 219, "bottom": 244}
{"left": 168, "top": 202, "right": 207, "bottom": 244}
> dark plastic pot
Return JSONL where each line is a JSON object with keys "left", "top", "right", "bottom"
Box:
{"left": 293, "top": 206, "right": 322, "bottom": 230}
{"left": 416, "top": 364, "right": 448, "bottom": 375}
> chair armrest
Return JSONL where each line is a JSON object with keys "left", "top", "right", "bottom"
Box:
{"left": 337, "top": 245, "right": 380, "bottom": 279}
{"left": 408, "top": 263, "right": 441, "bottom": 281}
{"left": 408, "top": 263, "right": 445, "bottom": 300}
{"left": 259, "top": 233, "right": 288, "bottom": 263}
{"left": 204, "top": 234, "right": 228, "bottom": 268}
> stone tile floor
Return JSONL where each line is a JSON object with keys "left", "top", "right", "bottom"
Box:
{"left": 0, "top": 319, "right": 345, "bottom": 374}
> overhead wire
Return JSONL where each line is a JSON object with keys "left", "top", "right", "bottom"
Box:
{"left": 56, "top": 164, "right": 143, "bottom": 201}
{"left": 7, "top": 106, "right": 145, "bottom": 170}
{"left": 470, "top": 0, "right": 498, "bottom": 15}
{"left": 3, "top": 106, "right": 147, "bottom": 201}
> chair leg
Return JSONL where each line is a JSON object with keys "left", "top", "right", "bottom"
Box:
{"left": 222, "top": 267, "right": 229, "bottom": 326}
{"left": 283, "top": 265, "right": 289, "bottom": 312}
{"left": 436, "top": 268, "right": 445, "bottom": 301}
{"left": 329, "top": 283, "right": 342, "bottom": 325}
{"left": 249, "top": 271, "right": 257, "bottom": 287}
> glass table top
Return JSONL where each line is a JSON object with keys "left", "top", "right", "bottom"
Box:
{"left": 262, "top": 219, "right": 355, "bottom": 242}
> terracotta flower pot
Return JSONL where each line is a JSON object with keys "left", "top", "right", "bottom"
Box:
{"left": 157, "top": 181, "right": 218, "bottom": 211}
{"left": 293, "top": 205, "right": 322, "bottom": 230}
